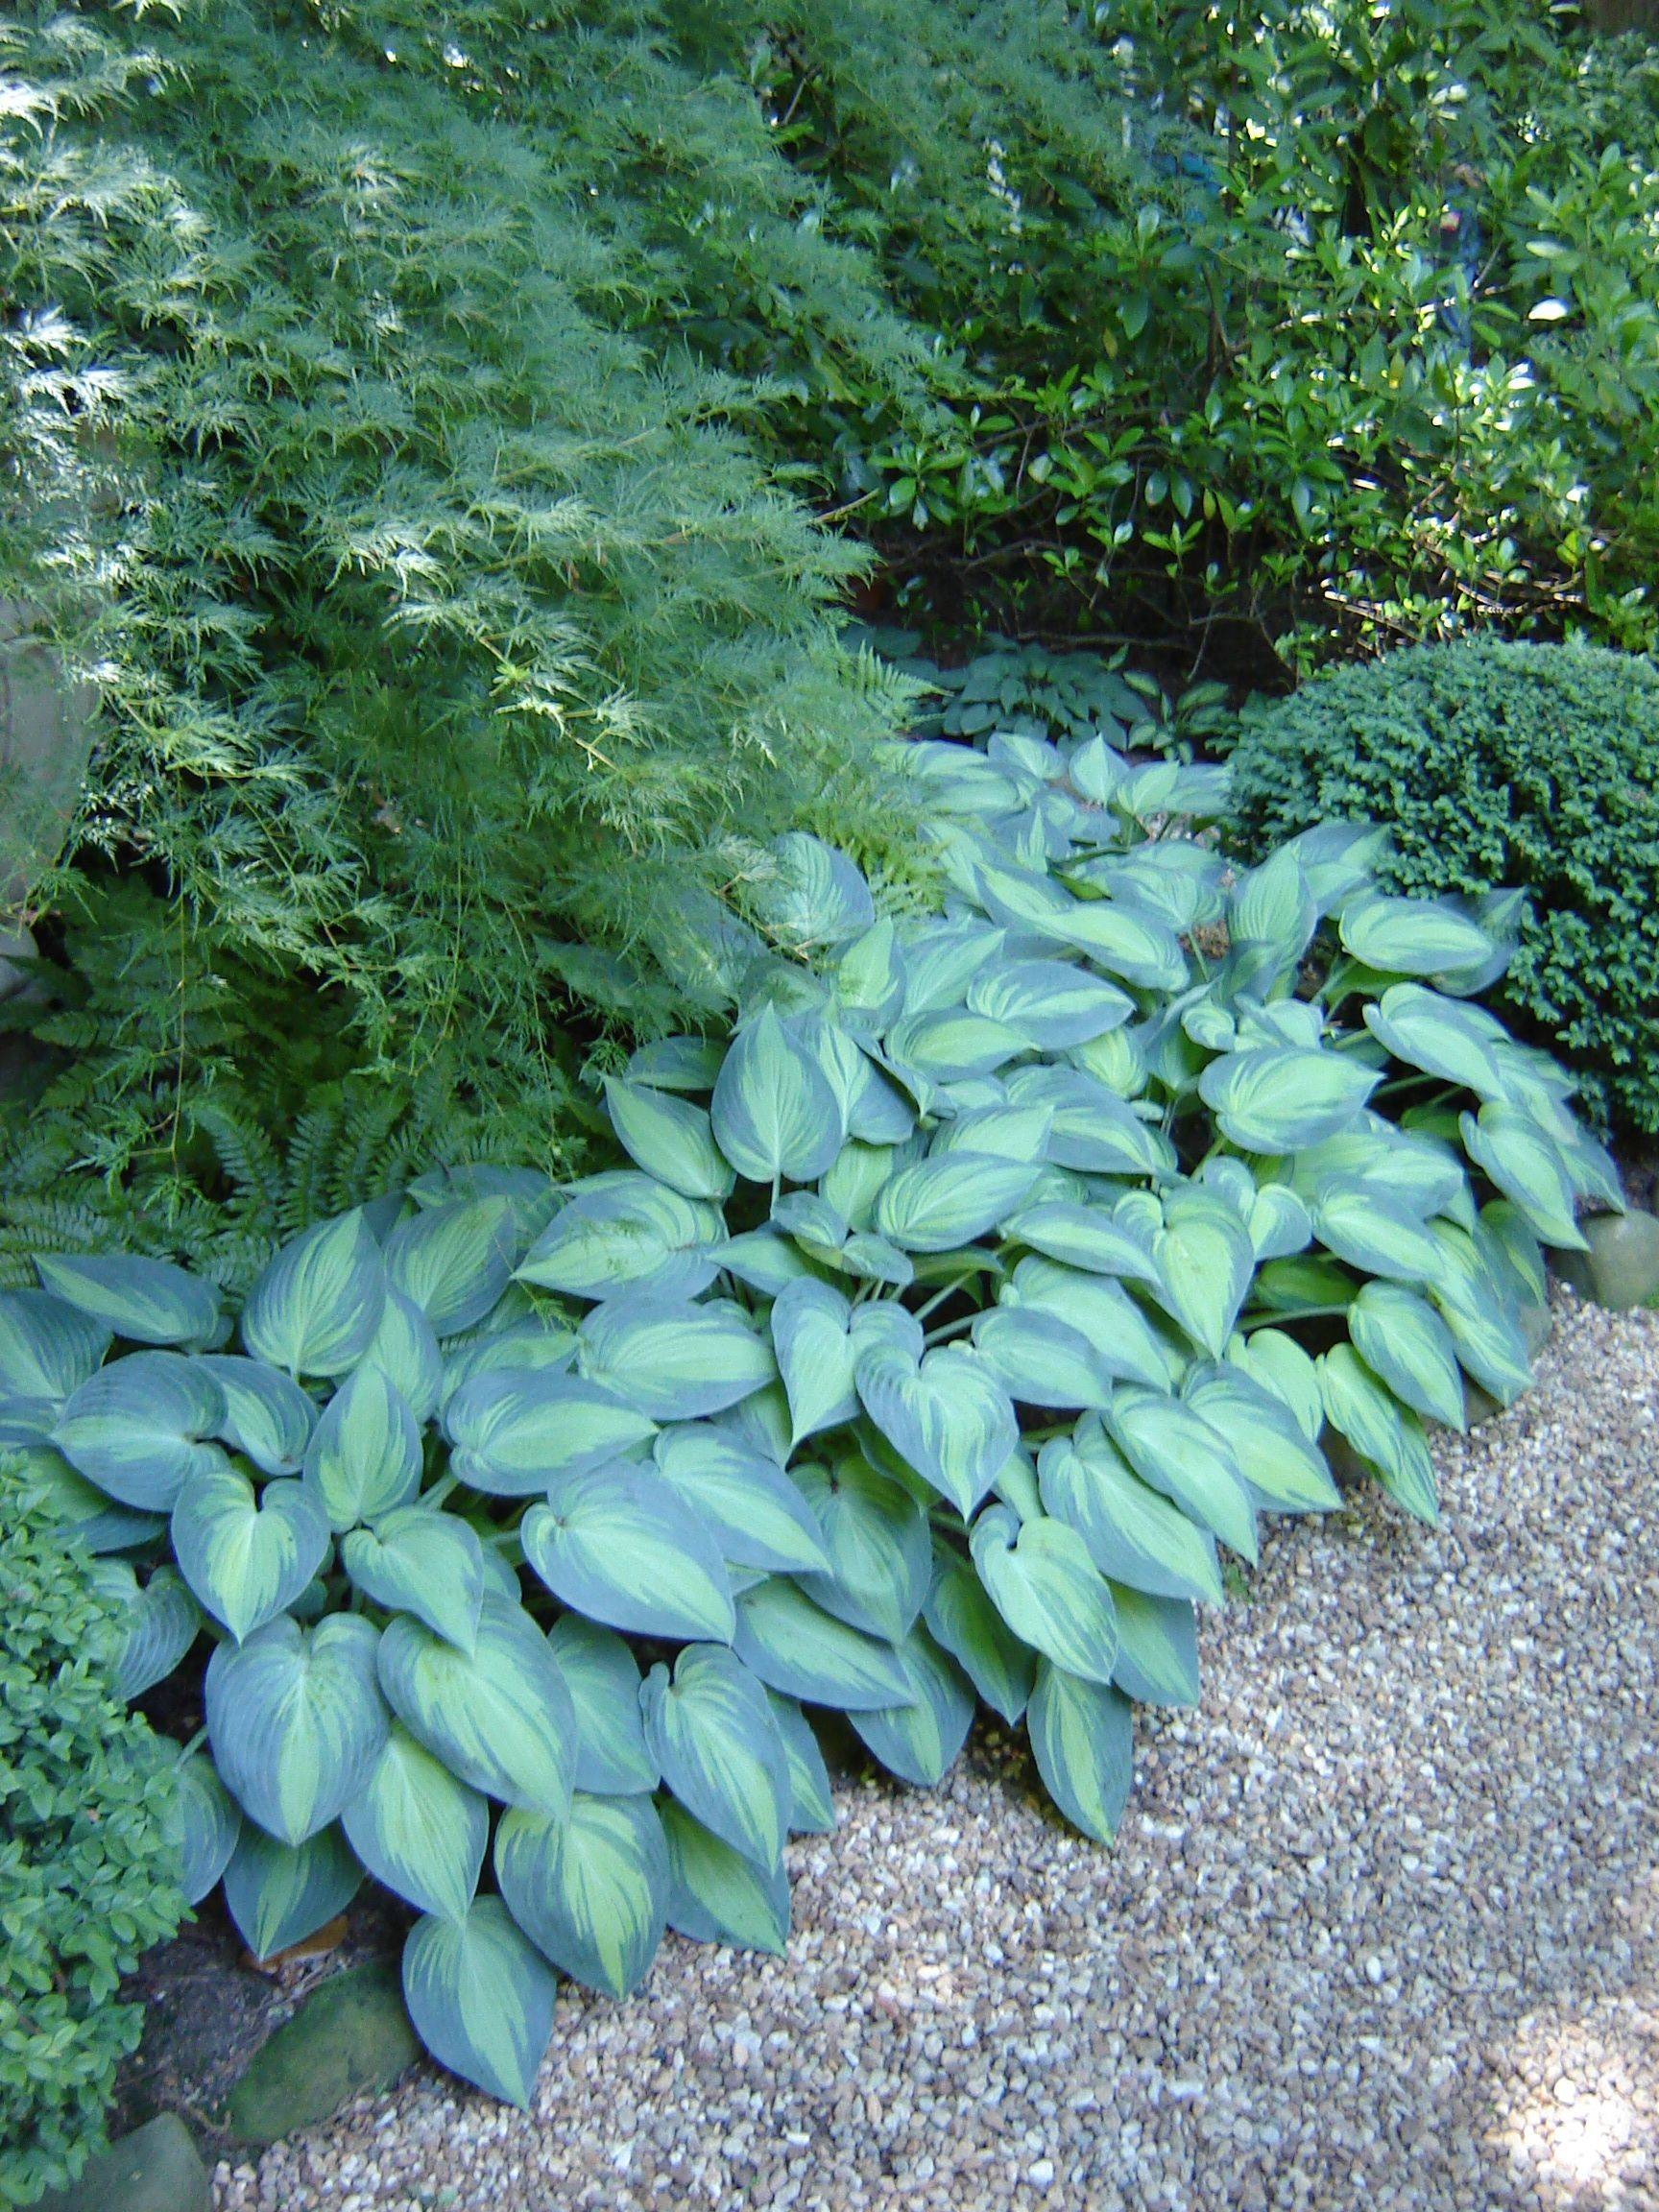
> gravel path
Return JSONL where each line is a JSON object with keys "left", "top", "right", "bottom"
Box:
{"left": 216, "top": 1291, "right": 1659, "bottom": 2212}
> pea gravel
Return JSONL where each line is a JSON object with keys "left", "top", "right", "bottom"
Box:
{"left": 216, "top": 1290, "right": 1659, "bottom": 2212}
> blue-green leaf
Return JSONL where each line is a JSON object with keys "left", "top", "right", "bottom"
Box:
{"left": 200, "top": 1356, "right": 316, "bottom": 1476}
{"left": 967, "top": 958, "right": 1133, "bottom": 1050}
{"left": 768, "top": 1693, "right": 836, "bottom": 1833}
{"left": 1180, "top": 1367, "right": 1339, "bottom": 1515}
{"left": 603, "top": 1078, "right": 734, "bottom": 1202}
{"left": 923, "top": 1548, "right": 1035, "bottom": 1724}
{"left": 378, "top": 1594, "right": 576, "bottom": 1818}
{"left": 517, "top": 1173, "right": 724, "bottom": 1303}
{"left": 1347, "top": 1282, "right": 1467, "bottom": 1431}
{"left": 792, "top": 1457, "right": 930, "bottom": 1645}
{"left": 850, "top": 1623, "right": 974, "bottom": 1787}
{"left": 101, "top": 1563, "right": 201, "bottom": 1700}
{"left": 731, "top": 1578, "right": 912, "bottom": 1710}
{"left": 641, "top": 1647, "right": 790, "bottom": 1873}
{"left": 972, "top": 1306, "right": 1115, "bottom": 1410}
{"left": 1459, "top": 1102, "right": 1585, "bottom": 1248}
{"left": 1027, "top": 1664, "right": 1133, "bottom": 1842}
{"left": 1108, "top": 1585, "right": 1200, "bottom": 1706}
{"left": 1105, "top": 1387, "right": 1258, "bottom": 1561}
{"left": 1317, "top": 1344, "right": 1440, "bottom": 1525}
{"left": 770, "top": 1278, "right": 859, "bottom": 1445}
{"left": 357, "top": 1287, "right": 445, "bottom": 1424}
{"left": 970, "top": 1505, "right": 1119, "bottom": 1684}
{"left": 710, "top": 1003, "right": 843, "bottom": 1185}
{"left": 545, "top": 1614, "right": 658, "bottom": 1795}
{"left": 242, "top": 1212, "right": 387, "bottom": 1378}
{"left": 53, "top": 1352, "right": 225, "bottom": 1510}
{"left": 165, "top": 1752, "right": 242, "bottom": 1906}
{"left": 301, "top": 1366, "right": 421, "bottom": 1532}
{"left": 652, "top": 1420, "right": 830, "bottom": 1574}
{"left": 36, "top": 1254, "right": 221, "bottom": 1350}
{"left": 854, "top": 1341, "right": 1017, "bottom": 1517}
{"left": 224, "top": 1824, "right": 362, "bottom": 1962}
{"left": 0, "top": 1288, "right": 108, "bottom": 1402}
{"left": 342, "top": 1721, "right": 488, "bottom": 1923}
{"left": 206, "top": 1613, "right": 387, "bottom": 1845}
{"left": 342, "top": 1507, "right": 485, "bottom": 1654}
{"left": 1036, "top": 1429, "right": 1224, "bottom": 1604}
{"left": 1339, "top": 893, "right": 1495, "bottom": 979}
{"left": 496, "top": 1794, "right": 669, "bottom": 1999}
{"left": 172, "top": 1468, "right": 330, "bottom": 1642}
{"left": 1004, "top": 1201, "right": 1159, "bottom": 1284}
{"left": 385, "top": 1197, "right": 518, "bottom": 1335}
{"left": 1151, "top": 1191, "right": 1257, "bottom": 1356}
{"left": 522, "top": 1465, "right": 734, "bottom": 1642}
{"left": 661, "top": 1802, "right": 790, "bottom": 1954}
{"left": 403, "top": 1899, "right": 557, "bottom": 2107}
{"left": 444, "top": 1369, "right": 657, "bottom": 1494}
{"left": 577, "top": 1295, "right": 774, "bottom": 1420}
{"left": 1363, "top": 982, "right": 1508, "bottom": 1094}
{"left": 1198, "top": 1047, "right": 1378, "bottom": 1155}
{"left": 874, "top": 1155, "right": 1037, "bottom": 1254}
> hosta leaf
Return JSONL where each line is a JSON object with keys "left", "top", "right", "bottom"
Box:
{"left": 641, "top": 1647, "right": 790, "bottom": 1872}
{"left": 1104, "top": 1387, "right": 1257, "bottom": 1561}
{"left": 1061, "top": 897, "right": 1188, "bottom": 991}
{"left": 1427, "top": 1222, "right": 1534, "bottom": 1405}
{"left": 1152, "top": 1195, "right": 1254, "bottom": 1357}
{"left": 1310, "top": 1176, "right": 1443, "bottom": 1285}
{"left": 1227, "top": 1327, "right": 1324, "bottom": 1441}
{"left": 884, "top": 1005, "right": 1026, "bottom": 1084}
{"left": 342, "top": 1507, "right": 485, "bottom": 1654}
{"left": 577, "top": 1295, "right": 774, "bottom": 1421}
{"left": 972, "top": 1305, "right": 1114, "bottom": 1409}
{"left": 854, "top": 1341, "right": 1018, "bottom": 1516}
{"left": 730, "top": 1578, "right": 912, "bottom": 1710}
{"left": 627, "top": 1034, "right": 725, "bottom": 1093}
{"left": 1027, "top": 1664, "right": 1133, "bottom": 1843}
{"left": 1108, "top": 1586, "right": 1200, "bottom": 1707}
{"left": 1317, "top": 1344, "right": 1440, "bottom": 1524}
{"left": 1362, "top": 983, "right": 1508, "bottom": 1093}
{"left": 403, "top": 1899, "right": 557, "bottom": 2108}
{"left": 793, "top": 1457, "right": 931, "bottom": 1644}
{"left": 385, "top": 1198, "right": 517, "bottom": 1336}
{"left": 359, "top": 1288, "right": 445, "bottom": 1424}
{"left": 603, "top": 1079, "right": 734, "bottom": 1202}
{"left": 1339, "top": 894, "right": 1495, "bottom": 978}
{"left": 301, "top": 1366, "right": 421, "bottom": 1532}
{"left": 1247, "top": 1184, "right": 1313, "bottom": 1262}
{"left": 53, "top": 1352, "right": 225, "bottom": 1510}
{"left": 378, "top": 1594, "right": 576, "bottom": 1818}
{"left": 444, "top": 1369, "right": 657, "bottom": 1494}
{"left": 172, "top": 1469, "right": 329, "bottom": 1642}
{"left": 874, "top": 1155, "right": 1037, "bottom": 1254}
{"left": 26, "top": 1448, "right": 166, "bottom": 1553}
{"left": 1228, "top": 846, "right": 1316, "bottom": 978}
{"left": 342, "top": 1721, "right": 488, "bottom": 1923}
{"left": 205, "top": 1613, "right": 387, "bottom": 1846}
{"left": 652, "top": 1420, "right": 829, "bottom": 1574}
{"left": 1003, "top": 1201, "right": 1159, "bottom": 1285}
{"left": 1009, "top": 1068, "right": 1176, "bottom": 1178}
{"left": 225, "top": 1824, "right": 362, "bottom": 1963}
{"left": 851, "top": 1624, "right": 975, "bottom": 1787}
{"left": 1479, "top": 1202, "right": 1549, "bottom": 1310}
{"left": 0, "top": 1288, "right": 108, "bottom": 1402}
{"left": 1459, "top": 1102, "right": 1586, "bottom": 1248}
{"left": 546, "top": 1614, "right": 658, "bottom": 1795}
{"left": 522, "top": 1464, "right": 734, "bottom": 1642}
{"left": 165, "top": 1752, "right": 241, "bottom": 1906}
{"left": 716, "top": 1228, "right": 823, "bottom": 1295}
{"left": 931, "top": 1102, "right": 1055, "bottom": 1166}
{"left": 1036, "top": 1430, "right": 1224, "bottom": 1604}
{"left": 1005, "top": 1260, "right": 1177, "bottom": 1390}
{"left": 661, "top": 1801, "right": 790, "bottom": 1955}
{"left": 497, "top": 1794, "right": 669, "bottom": 1998}
{"left": 965, "top": 958, "right": 1133, "bottom": 1050}
{"left": 710, "top": 1003, "right": 843, "bottom": 1185}
{"left": 1181, "top": 1366, "right": 1339, "bottom": 1514}
{"left": 104, "top": 1564, "right": 202, "bottom": 1701}
{"left": 200, "top": 1357, "right": 316, "bottom": 1476}
{"left": 769, "top": 1278, "right": 859, "bottom": 1445}
{"left": 1197, "top": 1047, "right": 1378, "bottom": 1154}
{"left": 517, "top": 1174, "right": 723, "bottom": 1304}
{"left": 923, "top": 1548, "right": 1036, "bottom": 1724}
{"left": 1348, "top": 1282, "right": 1467, "bottom": 1431}
{"left": 755, "top": 830, "right": 876, "bottom": 949}
{"left": 970, "top": 1504, "right": 1119, "bottom": 1684}
{"left": 36, "top": 1253, "right": 221, "bottom": 1350}
{"left": 768, "top": 1693, "right": 836, "bottom": 1833}
{"left": 835, "top": 916, "right": 906, "bottom": 1030}
{"left": 242, "top": 1212, "right": 386, "bottom": 1378}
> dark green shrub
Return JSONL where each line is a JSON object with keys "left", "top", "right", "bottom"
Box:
{"left": 0, "top": 1474, "right": 182, "bottom": 2208}
{"left": 1226, "top": 637, "right": 1659, "bottom": 1132}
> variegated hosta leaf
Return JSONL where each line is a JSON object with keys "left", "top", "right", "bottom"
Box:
{"left": 972, "top": 1305, "right": 1116, "bottom": 1410}
{"left": 770, "top": 1278, "right": 859, "bottom": 1445}
{"left": 626, "top": 1033, "right": 725, "bottom": 1093}
{"left": 224, "top": 1823, "right": 362, "bottom": 1963}
{"left": 853, "top": 1339, "right": 1018, "bottom": 1517}
{"left": 0, "top": 1287, "right": 109, "bottom": 1403}
{"left": 1036, "top": 1429, "right": 1224, "bottom": 1605}
{"left": 641, "top": 1646, "right": 791, "bottom": 1872}
{"left": 1362, "top": 982, "right": 1508, "bottom": 1094}
{"left": 792, "top": 1457, "right": 931, "bottom": 1644}
{"left": 1026, "top": 1663, "right": 1134, "bottom": 1843}
{"left": 931, "top": 1101, "right": 1054, "bottom": 1166}
{"left": 1338, "top": 893, "right": 1496, "bottom": 980}
{"left": 1426, "top": 1221, "right": 1534, "bottom": 1405}
{"left": 517, "top": 1174, "right": 724, "bottom": 1303}
{"left": 1003, "top": 1201, "right": 1159, "bottom": 1285}
{"left": 1008, "top": 1067, "right": 1176, "bottom": 1178}
{"left": 1310, "top": 1176, "right": 1443, "bottom": 1285}
{"left": 602, "top": 1077, "right": 734, "bottom": 1202}
{"left": 342, "top": 1720, "right": 489, "bottom": 1924}
{"left": 850, "top": 1623, "right": 975, "bottom": 1788}
{"left": 241, "top": 1211, "right": 387, "bottom": 1378}
{"left": 1152, "top": 1191, "right": 1255, "bottom": 1358}
{"left": 1197, "top": 1046, "right": 1379, "bottom": 1155}
{"left": 200, "top": 1356, "right": 316, "bottom": 1476}
{"left": 546, "top": 1614, "right": 658, "bottom": 1796}
{"left": 1005, "top": 1259, "right": 1178, "bottom": 1390}
{"left": 1247, "top": 1183, "right": 1314, "bottom": 1262}
{"left": 341, "top": 1507, "right": 486, "bottom": 1655}
{"left": 99, "top": 1563, "right": 202, "bottom": 1700}
{"left": 53, "top": 1352, "right": 226, "bottom": 1511}
{"left": 651, "top": 1420, "right": 830, "bottom": 1574}
{"left": 359, "top": 1288, "right": 446, "bottom": 1423}
{"left": 301, "top": 1365, "right": 422, "bottom": 1532}
{"left": 37, "top": 1252, "right": 222, "bottom": 1350}
{"left": 1348, "top": 1282, "right": 1467, "bottom": 1431}
{"left": 444, "top": 1368, "right": 657, "bottom": 1495}
{"left": 576, "top": 1295, "right": 774, "bottom": 1421}
{"left": 523, "top": 1464, "right": 735, "bottom": 1643}
{"left": 384, "top": 1196, "right": 518, "bottom": 1336}
{"left": 1181, "top": 1365, "right": 1339, "bottom": 1515}
{"left": 1108, "top": 1585, "right": 1199, "bottom": 1707}
{"left": 885, "top": 1005, "right": 1026, "bottom": 1084}
{"left": 496, "top": 1794, "right": 670, "bottom": 1999}
{"left": 1459, "top": 1102, "right": 1586, "bottom": 1249}
{"left": 874, "top": 1154, "right": 1038, "bottom": 1254}
{"left": 923, "top": 1548, "right": 1036, "bottom": 1724}
{"left": 377, "top": 1593, "right": 576, "bottom": 1819}
{"left": 1317, "top": 1344, "right": 1440, "bottom": 1525}
{"left": 965, "top": 957, "right": 1134, "bottom": 1050}
{"left": 970, "top": 1504, "right": 1119, "bottom": 1684}
{"left": 172, "top": 1467, "right": 330, "bottom": 1643}
{"left": 1226, "top": 1326, "right": 1324, "bottom": 1442}
{"left": 710, "top": 1002, "right": 844, "bottom": 1186}
{"left": 768, "top": 1692, "right": 837, "bottom": 1833}
{"left": 754, "top": 830, "right": 877, "bottom": 950}
{"left": 165, "top": 1751, "right": 242, "bottom": 1906}
{"left": 1104, "top": 1386, "right": 1258, "bottom": 1561}
{"left": 661, "top": 1800, "right": 790, "bottom": 1955}
{"left": 730, "top": 1577, "right": 912, "bottom": 1711}
{"left": 403, "top": 1898, "right": 558, "bottom": 2108}
{"left": 205, "top": 1613, "right": 388, "bottom": 1846}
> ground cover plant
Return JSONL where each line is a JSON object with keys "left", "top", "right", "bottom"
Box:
{"left": 12, "top": 728, "right": 1618, "bottom": 2108}
{"left": 1226, "top": 637, "right": 1659, "bottom": 1135}
{"left": 0, "top": 1474, "right": 182, "bottom": 2206}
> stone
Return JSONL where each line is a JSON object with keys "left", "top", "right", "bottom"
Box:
{"left": 33, "top": 2114, "right": 209, "bottom": 2212}
{"left": 1551, "top": 1210, "right": 1659, "bottom": 1311}
{"left": 225, "top": 1962, "right": 420, "bottom": 2145}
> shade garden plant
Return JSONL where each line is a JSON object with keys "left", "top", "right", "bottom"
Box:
{"left": 11, "top": 733, "right": 1617, "bottom": 2109}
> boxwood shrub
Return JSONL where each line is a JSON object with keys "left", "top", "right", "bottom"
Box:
{"left": 1226, "top": 637, "right": 1659, "bottom": 1134}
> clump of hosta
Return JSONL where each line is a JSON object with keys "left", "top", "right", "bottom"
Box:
{"left": 10, "top": 738, "right": 1616, "bottom": 2103}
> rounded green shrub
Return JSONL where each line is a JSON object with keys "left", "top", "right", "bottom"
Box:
{"left": 0, "top": 1474, "right": 183, "bottom": 2209}
{"left": 1227, "top": 638, "right": 1659, "bottom": 1134}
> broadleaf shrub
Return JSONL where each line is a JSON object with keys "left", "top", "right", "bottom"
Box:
{"left": 1226, "top": 637, "right": 1659, "bottom": 1135}
{"left": 18, "top": 729, "right": 1617, "bottom": 2104}
{"left": 0, "top": 1472, "right": 182, "bottom": 2209}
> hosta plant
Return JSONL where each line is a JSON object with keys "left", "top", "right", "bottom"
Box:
{"left": 11, "top": 751, "right": 1616, "bottom": 2105}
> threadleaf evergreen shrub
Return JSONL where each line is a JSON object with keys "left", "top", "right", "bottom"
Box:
{"left": 18, "top": 733, "right": 1615, "bottom": 2105}
{"left": 1226, "top": 637, "right": 1659, "bottom": 1134}
{"left": 0, "top": 1473, "right": 182, "bottom": 2208}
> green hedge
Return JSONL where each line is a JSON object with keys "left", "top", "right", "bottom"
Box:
{"left": 1226, "top": 637, "right": 1659, "bottom": 1134}
{"left": 0, "top": 1473, "right": 182, "bottom": 2208}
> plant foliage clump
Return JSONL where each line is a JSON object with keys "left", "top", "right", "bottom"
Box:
{"left": 1226, "top": 637, "right": 1659, "bottom": 1134}
{"left": 14, "top": 733, "right": 1617, "bottom": 2105}
{"left": 0, "top": 1473, "right": 182, "bottom": 2209}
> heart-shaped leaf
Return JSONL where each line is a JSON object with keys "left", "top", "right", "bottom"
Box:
{"left": 923, "top": 1549, "right": 1036, "bottom": 1724}
{"left": 172, "top": 1468, "right": 330, "bottom": 1642}
{"left": 545, "top": 1615, "right": 658, "bottom": 1795}
{"left": 165, "top": 1752, "right": 242, "bottom": 1906}
{"left": 378, "top": 1594, "right": 575, "bottom": 1819}
{"left": 603, "top": 1078, "right": 734, "bottom": 1202}
{"left": 242, "top": 1212, "right": 386, "bottom": 1378}
{"left": 850, "top": 1623, "right": 975, "bottom": 1787}
{"left": 770, "top": 1278, "right": 859, "bottom": 1445}
{"left": 302, "top": 1366, "right": 422, "bottom": 1531}
{"left": 641, "top": 1647, "right": 790, "bottom": 1873}
{"left": 730, "top": 1578, "right": 911, "bottom": 1711}
{"left": 342, "top": 1507, "right": 486, "bottom": 1654}
{"left": 224, "top": 1824, "right": 362, "bottom": 1963}
{"left": 792, "top": 1457, "right": 930, "bottom": 1644}
{"left": 710, "top": 1003, "right": 843, "bottom": 1186}
{"left": 661, "top": 1802, "right": 790, "bottom": 1955}
{"left": 496, "top": 1794, "right": 670, "bottom": 1999}
{"left": 54, "top": 1352, "right": 226, "bottom": 1511}
{"left": 651, "top": 1421, "right": 830, "bottom": 1574}
{"left": 517, "top": 1174, "right": 724, "bottom": 1303}
{"left": 1347, "top": 1281, "right": 1467, "bottom": 1431}
{"left": 385, "top": 1197, "right": 518, "bottom": 1335}
{"left": 1105, "top": 1386, "right": 1258, "bottom": 1562}
{"left": 342, "top": 1720, "right": 489, "bottom": 1924}
{"left": 1027, "top": 1663, "right": 1133, "bottom": 1842}
{"left": 200, "top": 1356, "right": 317, "bottom": 1476}
{"left": 37, "top": 1253, "right": 222, "bottom": 1350}
{"left": 854, "top": 1341, "right": 1017, "bottom": 1516}
{"left": 970, "top": 1504, "right": 1120, "bottom": 1684}
{"left": 402, "top": 1899, "right": 557, "bottom": 2108}
{"left": 0, "top": 1288, "right": 109, "bottom": 1402}
{"left": 1036, "top": 1429, "right": 1224, "bottom": 1605}
{"left": 206, "top": 1613, "right": 388, "bottom": 1845}
{"left": 522, "top": 1464, "right": 734, "bottom": 1642}
{"left": 444, "top": 1369, "right": 657, "bottom": 1494}
{"left": 576, "top": 1295, "right": 774, "bottom": 1420}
